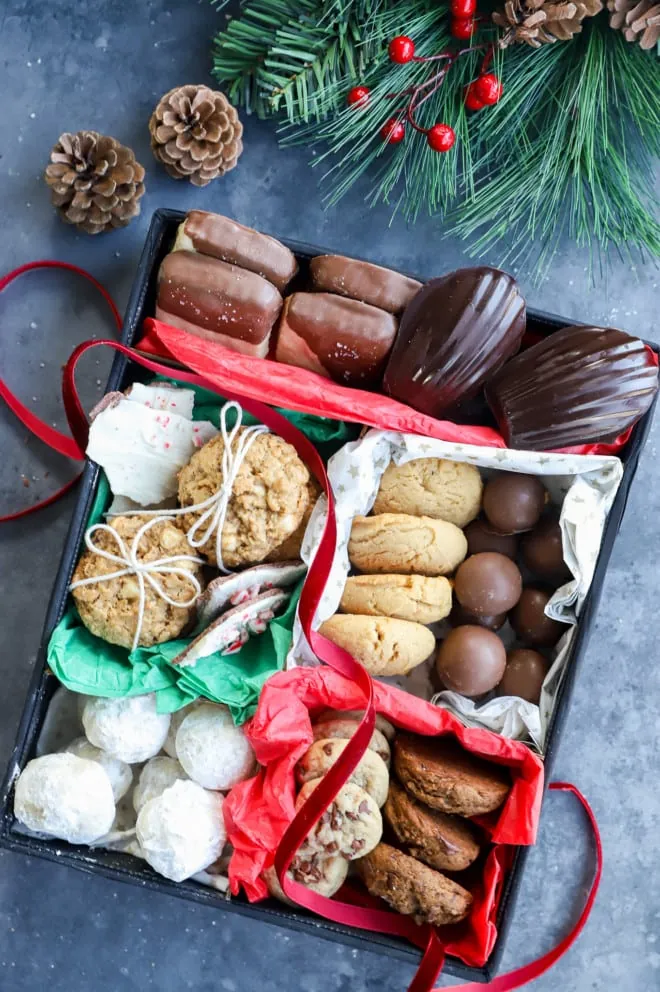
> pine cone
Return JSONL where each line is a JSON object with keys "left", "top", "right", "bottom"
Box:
{"left": 149, "top": 84, "right": 243, "bottom": 187}
{"left": 493, "top": 0, "right": 604, "bottom": 46}
{"left": 44, "top": 131, "right": 145, "bottom": 234}
{"left": 607, "top": 0, "right": 660, "bottom": 47}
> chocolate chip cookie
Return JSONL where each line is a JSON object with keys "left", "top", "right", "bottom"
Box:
{"left": 312, "top": 718, "right": 391, "bottom": 767}
{"left": 384, "top": 781, "right": 481, "bottom": 871}
{"left": 393, "top": 734, "right": 510, "bottom": 817}
{"left": 357, "top": 843, "right": 473, "bottom": 926}
{"left": 296, "top": 778, "right": 382, "bottom": 860}
{"left": 297, "top": 739, "right": 389, "bottom": 807}
{"left": 264, "top": 854, "right": 348, "bottom": 905}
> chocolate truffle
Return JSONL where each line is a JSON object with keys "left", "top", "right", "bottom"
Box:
{"left": 521, "top": 517, "right": 571, "bottom": 584}
{"left": 509, "top": 588, "right": 568, "bottom": 647}
{"left": 485, "top": 325, "right": 658, "bottom": 451}
{"left": 382, "top": 267, "right": 526, "bottom": 416}
{"left": 449, "top": 601, "right": 507, "bottom": 632}
{"left": 454, "top": 552, "right": 522, "bottom": 617}
{"left": 482, "top": 473, "right": 546, "bottom": 535}
{"left": 497, "top": 649, "right": 549, "bottom": 704}
{"left": 435, "top": 626, "right": 507, "bottom": 697}
{"left": 464, "top": 519, "right": 519, "bottom": 560}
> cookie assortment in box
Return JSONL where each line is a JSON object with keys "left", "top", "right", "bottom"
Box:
{"left": 2, "top": 207, "right": 658, "bottom": 989}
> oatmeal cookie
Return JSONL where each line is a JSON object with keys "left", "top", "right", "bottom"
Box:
{"left": 357, "top": 843, "right": 472, "bottom": 926}
{"left": 340, "top": 574, "right": 452, "bottom": 624}
{"left": 296, "top": 778, "right": 382, "bottom": 860}
{"left": 178, "top": 430, "right": 310, "bottom": 567}
{"left": 384, "top": 781, "right": 481, "bottom": 872}
{"left": 318, "top": 614, "right": 435, "bottom": 677}
{"left": 265, "top": 476, "right": 321, "bottom": 563}
{"left": 71, "top": 515, "right": 204, "bottom": 649}
{"left": 312, "top": 718, "right": 391, "bottom": 767}
{"left": 394, "top": 734, "right": 511, "bottom": 817}
{"left": 348, "top": 514, "right": 467, "bottom": 577}
{"left": 373, "top": 458, "right": 482, "bottom": 528}
{"left": 297, "top": 739, "right": 390, "bottom": 807}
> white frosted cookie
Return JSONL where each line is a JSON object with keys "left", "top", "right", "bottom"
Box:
{"left": 64, "top": 737, "right": 133, "bottom": 802}
{"left": 297, "top": 740, "right": 389, "bottom": 807}
{"left": 312, "top": 719, "right": 391, "bottom": 767}
{"left": 14, "top": 753, "right": 115, "bottom": 845}
{"left": 82, "top": 694, "right": 170, "bottom": 764}
{"left": 296, "top": 778, "right": 382, "bottom": 860}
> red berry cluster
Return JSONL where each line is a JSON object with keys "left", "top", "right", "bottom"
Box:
{"left": 345, "top": 6, "right": 503, "bottom": 154}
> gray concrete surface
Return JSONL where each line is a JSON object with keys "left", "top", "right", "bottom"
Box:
{"left": 1, "top": 1, "right": 659, "bottom": 990}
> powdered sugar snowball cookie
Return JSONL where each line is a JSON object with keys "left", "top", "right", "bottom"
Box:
{"left": 177, "top": 430, "right": 311, "bottom": 567}
{"left": 264, "top": 855, "right": 349, "bottom": 906}
{"left": 70, "top": 515, "right": 204, "bottom": 649}
{"left": 296, "top": 778, "right": 382, "bottom": 861}
{"left": 133, "top": 756, "right": 189, "bottom": 814}
{"left": 14, "top": 753, "right": 115, "bottom": 845}
{"left": 175, "top": 703, "right": 256, "bottom": 790}
{"left": 163, "top": 700, "right": 206, "bottom": 758}
{"left": 64, "top": 737, "right": 133, "bottom": 801}
{"left": 136, "top": 780, "right": 226, "bottom": 882}
{"left": 82, "top": 694, "right": 170, "bottom": 764}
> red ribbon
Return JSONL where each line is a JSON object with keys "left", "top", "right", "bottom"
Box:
{"left": 9, "top": 317, "right": 603, "bottom": 990}
{"left": 0, "top": 261, "right": 122, "bottom": 521}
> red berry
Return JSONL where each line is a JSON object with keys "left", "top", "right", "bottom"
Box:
{"left": 427, "top": 123, "right": 456, "bottom": 153}
{"left": 347, "top": 85, "right": 370, "bottom": 107}
{"left": 388, "top": 36, "right": 415, "bottom": 63}
{"left": 451, "top": 0, "right": 477, "bottom": 17}
{"left": 381, "top": 118, "right": 406, "bottom": 144}
{"left": 464, "top": 84, "right": 485, "bottom": 112}
{"left": 474, "top": 73, "right": 503, "bottom": 106}
{"left": 451, "top": 16, "right": 475, "bottom": 39}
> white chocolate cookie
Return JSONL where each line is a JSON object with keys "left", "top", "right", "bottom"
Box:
{"left": 296, "top": 778, "right": 382, "bottom": 861}
{"left": 297, "top": 740, "right": 389, "bottom": 807}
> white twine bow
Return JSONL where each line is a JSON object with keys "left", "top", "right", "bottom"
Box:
{"left": 104, "top": 401, "right": 269, "bottom": 573}
{"left": 69, "top": 515, "right": 205, "bottom": 652}
{"left": 72, "top": 403, "right": 271, "bottom": 649}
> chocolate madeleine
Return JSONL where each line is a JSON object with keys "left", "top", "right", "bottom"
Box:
{"left": 157, "top": 250, "right": 282, "bottom": 358}
{"left": 383, "top": 267, "right": 526, "bottom": 416}
{"left": 309, "top": 255, "right": 421, "bottom": 315}
{"left": 486, "top": 325, "right": 659, "bottom": 451}
{"left": 174, "top": 210, "right": 298, "bottom": 291}
{"left": 275, "top": 292, "right": 398, "bottom": 388}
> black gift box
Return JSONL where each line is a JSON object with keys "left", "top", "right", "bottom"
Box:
{"left": 1, "top": 209, "right": 656, "bottom": 983}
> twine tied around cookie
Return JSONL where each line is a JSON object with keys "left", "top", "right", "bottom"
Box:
{"left": 69, "top": 515, "right": 205, "bottom": 652}
{"left": 106, "top": 401, "right": 270, "bottom": 574}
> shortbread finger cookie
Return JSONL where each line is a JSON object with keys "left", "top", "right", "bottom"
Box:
{"left": 384, "top": 781, "right": 481, "bottom": 872}
{"left": 373, "top": 458, "right": 483, "bottom": 528}
{"left": 296, "top": 778, "right": 382, "bottom": 860}
{"left": 297, "top": 740, "right": 389, "bottom": 807}
{"left": 178, "top": 430, "right": 310, "bottom": 567}
{"left": 340, "top": 574, "right": 452, "bottom": 624}
{"left": 319, "top": 615, "right": 435, "bottom": 677}
{"left": 312, "top": 719, "right": 391, "bottom": 767}
{"left": 357, "top": 843, "right": 473, "bottom": 926}
{"left": 264, "top": 855, "right": 348, "bottom": 906}
{"left": 348, "top": 514, "right": 467, "bottom": 577}
{"left": 315, "top": 709, "right": 396, "bottom": 742}
{"left": 394, "top": 734, "right": 510, "bottom": 817}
